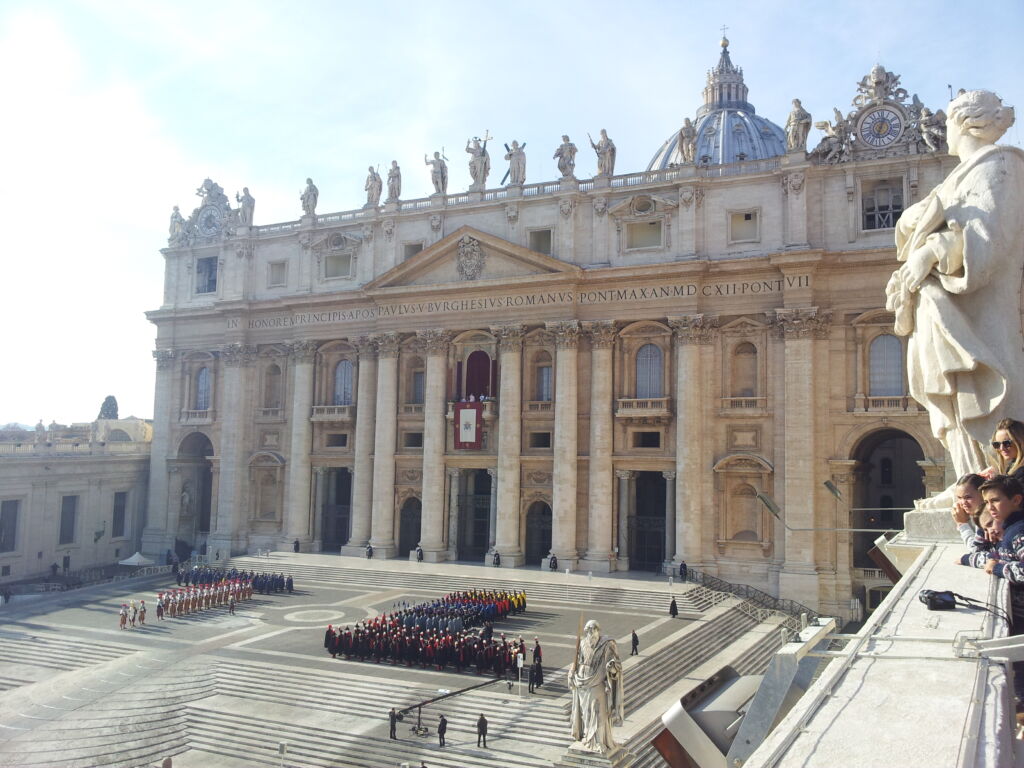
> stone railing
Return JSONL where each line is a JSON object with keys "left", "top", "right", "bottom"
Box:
{"left": 310, "top": 405, "right": 354, "bottom": 421}
{"left": 525, "top": 400, "right": 553, "bottom": 413}
{"left": 698, "top": 157, "right": 780, "bottom": 177}
{"left": 850, "top": 395, "right": 920, "bottom": 413}
{"left": 402, "top": 404, "right": 424, "bottom": 415}
{"left": 257, "top": 407, "right": 284, "bottom": 419}
{"left": 0, "top": 441, "right": 151, "bottom": 457}
{"left": 180, "top": 409, "right": 214, "bottom": 424}
{"left": 615, "top": 397, "right": 672, "bottom": 418}
{"left": 684, "top": 567, "right": 820, "bottom": 626}
{"left": 720, "top": 396, "right": 768, "bottom": 410}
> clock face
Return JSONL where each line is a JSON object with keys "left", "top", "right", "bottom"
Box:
{"left": 197, "top": 204, "right": 222, "bottom": 236}
{"left": 859, "top": 108, "right": 903, "bottom": 147}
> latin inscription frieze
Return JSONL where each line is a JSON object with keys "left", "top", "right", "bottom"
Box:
{"left": 229, "top": 275, "right": 811, "bottom": 331}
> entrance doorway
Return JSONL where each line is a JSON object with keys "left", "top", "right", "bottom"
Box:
{"left": 398, "top": 497, "right": 422, "bottom": 558}
{"left": 457, "top": 469, "right": 492, "bottom": 560}
{"left": 176, "top": 432, "right": 214, "bottom": 554}
{"left": 629, "top": 471, "right": 666, "bottom": 571}
{"left": 321, "top": 469, "right": 352, "bottom": 552}
{"left": 524, "top": 501, "right": 552, "bottom": 565}
{"left": 852, "top": 429, "right": 924, "bottom": 568}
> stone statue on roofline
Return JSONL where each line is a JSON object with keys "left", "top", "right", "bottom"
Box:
{"left": 554, "top": 135, "right": 578, "bottom": 179}
{"left": 886, "top": 89, "right": 1021, "bottom": 484}
{"left": 300, "top": 178, "right": 319, "bottom": 216}
{"left": 425, "top": 151, "right": 448, "bottom": 195}
{"left": 785, "top": 99, "right": 812, "bottom": 152}
{"left": 590, "top": 129, "right": 616, "bottom": 176}
{"left": 677, "top": 118, "right": 697, "bottom": 164}
{"left": 466, "top": 136, "right": 491, "bottom": 190}
{"left": 365, "top": 166, "right": 382, "bottom": 208}
{"left": 386, "top": 160, "right": 401, "bottom": 201}
{"left": 236, "top": 187, "right": 255, "bottom": 225}
{"left": 504, "top": 140, "right": 526, "bottom": 186}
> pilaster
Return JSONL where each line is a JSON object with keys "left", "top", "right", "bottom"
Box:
{"left": 369, "top": 332, "right": 401, "bottom": 557}
{"left": 418, "top": 328, "right": 453, "bottom": 561}
{"left": 548, "top": 320, "right": 580, "bottom": 569}
{"left": 142, "top": 348, "right": 177, "bottom": 556}
{"left": 492, "top": 324, "right": 525, "bottom": 566}
{"left": 283, "top": 340, "right": 318, "bottom": 548}
{"left": 342, "top": 337, "right": 377, "bottom": 554}
{"left": 582, "top": 320, "right": 617, "bottom": 572}
{"left": 615, "top": 470, "right": 633, "bottom": 570}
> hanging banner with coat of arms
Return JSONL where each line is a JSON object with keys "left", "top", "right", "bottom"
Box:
{"left": 454, "top": 402, "right": 483, "bottom": 450}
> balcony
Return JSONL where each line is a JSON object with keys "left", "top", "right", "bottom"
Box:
{"left": 256, "top": 407, "right": 285, "bottom": 423}
{"left": 445, "top": 399, "right": 498, "bottom": 422}
{"left": 180, "top": 409, "right": 214, "bottom": 425}
{"left": 615, "top": 397, "right": 672, "bottom": 423}
{"left": 311, "top": 405, "right": 355, "bottom": 422}
{"left": 851, "top": 395, "right": 920, "bottom": 414}
{"left": 720, "top": 396, "right": 766, "bottom": 410}
{"left": 525, "top": 400, "right": 553, "bottom": 413}
{"left": 402, "top": 403, "right": 424, "bottom": 416}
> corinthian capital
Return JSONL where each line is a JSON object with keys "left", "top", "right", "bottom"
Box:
{"left": 417, "top": 328, "right": 453, "bottom": 355}
{"left": 546, "top": 320, "right": 580, "bottom": 349}
{"left": 221, "top": 343, "right": 258, "bottom": 367}
{"left": 373, "top": 332, "right": 402, "bottom": 358}
{"left": 153, "top": 348, "right": 176, "bottom": 370}
{"left": 289, "top": 339, "right": 319, "bottom": 363}
{"left": 491, "top": 324, "right": 526, "bottom": 352}
{"left": 773, "top": 307, "right": 831, "bottom": 339}
{"left": 582, "top": 320, "right": 617, "bottom": 349}
{"left": 668, "top": 314, "right": 719, "bottom": 345}
{"left": 354, "top": 335, "right": 377, "bottom": 357}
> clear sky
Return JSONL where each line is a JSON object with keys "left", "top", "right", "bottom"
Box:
{"left": 2, "top": 0, "right": 1022, "bottom": 426}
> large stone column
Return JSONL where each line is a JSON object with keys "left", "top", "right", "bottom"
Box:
{"left": 669, "top": 315, "right": 718, "bottom": 569}
{"left": 369, "top": 332, "right": 401, "bottom": 557}
{"left": 491, "top": 324, "right": 525, "bottom": 566}
{"left": 615, "top": 470, "right": 633, "bottom": 569}
{"left": 209, "top": 343, "right": 256, "bottom": 558}
{"left": 486, "top": 468, "right": 498, "bottom": 555}
{"left": 311, "top": 466, "right": 326, "bottom": 552}
{"left": 775, "top": 308, "right": 830, "bottom": 607}
{"left": 342, "top": 337, "right": 377, "bottom": 554}
{"left": 549, "top": 320, "right": 580, "bottom": 569}
{"left": 582, "top": 321, "right": 617, "bottom": 572}
{"left": 446, "top": 468, "right": 461, "bottom": 560}
{"left": 283, "top": 340, "right": 318, "bottom": 548}
{"left": 663, "top": 470, "right": 676, "bottom": 571}
{"left": 418, "top": 329, "right": 452, "bottom": 561}
{"left": 142, "top": 348, "right": 177, "bottom": 556}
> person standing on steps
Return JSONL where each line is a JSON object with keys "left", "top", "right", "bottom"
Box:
{"left": 630, "top": 629, "right": 639, "bottom": 656}
{"left": 389, "top": 707, "right": 398, "bottom": 739}
{"left": 476, "top": 713, "right": 488, "bottom": 748}
{"left": 679, "top": 560, "right": 688, "bottom": 581}
{"left": 669, "top": 597, "right": 678, "bottom": 618}
{"left": 293, "top": 539, "right": 300, "bottom": 553}
{"left": 438, "top": 714, "right": 447, "bottom": 747}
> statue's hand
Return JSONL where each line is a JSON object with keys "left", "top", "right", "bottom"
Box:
{"left": 901, "top": 245, "right": 937, "bottom": 292}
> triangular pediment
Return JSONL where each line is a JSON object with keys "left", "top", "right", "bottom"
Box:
{"left": 364, "top": 226, "right": 580, "bottom": 292}
{"left": 720, "top": 315, "right": 769, "bottom": 335}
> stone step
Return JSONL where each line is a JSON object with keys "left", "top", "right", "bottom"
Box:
{"left": 185, "top": 706, "right": 549, "bottom": 768}
{"left": 224, "top": 557, "right": 706, "bottom": 614}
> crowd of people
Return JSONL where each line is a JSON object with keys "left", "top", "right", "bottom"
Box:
{"left": 323, "top": 589, "right": 545, "bottom": 685}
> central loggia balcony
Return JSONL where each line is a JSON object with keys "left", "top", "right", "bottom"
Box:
{"left": 180, "top": 409, "right": 214, "bottom": 425}
{"left": 310, "top": 405, "right": 355, "bottom": 423}
{"left": 615, "top": 397, "right": 672, "bottom": 422}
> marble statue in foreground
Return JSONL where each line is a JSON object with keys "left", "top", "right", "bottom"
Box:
{"left": 568, "top": 619, "right": 624, "bottom": 753}
{"left": 886, "top": 90, "right": 1022, "bottom": 479}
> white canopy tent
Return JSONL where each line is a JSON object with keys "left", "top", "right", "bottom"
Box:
{"left": 119, "top": 552, "right": 154, "bottom": 566}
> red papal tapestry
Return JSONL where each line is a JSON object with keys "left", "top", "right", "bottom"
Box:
{"left": 454, "top": 402, "right": 483, "bottom": 450}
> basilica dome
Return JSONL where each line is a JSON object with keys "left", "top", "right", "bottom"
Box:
{"left": 647, "top": 39, "right": 787, "bottom": 170}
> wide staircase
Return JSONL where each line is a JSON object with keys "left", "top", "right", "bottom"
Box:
{"left": 224, "top": 555, "right": 714, "bottom": 614}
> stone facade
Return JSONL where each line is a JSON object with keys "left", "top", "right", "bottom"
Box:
{"left": 145, "top": 47, "right": 954, "bottom": 618}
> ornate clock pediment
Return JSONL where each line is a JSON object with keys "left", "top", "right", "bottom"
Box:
{"left": 608, "top": 194, "right": 678, "bottom": 219}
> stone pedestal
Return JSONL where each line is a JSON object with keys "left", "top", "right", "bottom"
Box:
{"left": 553, "top": 744, "right": 636, "bottom": 768}
{"left": 506, "top": 184, "right": 523, "bottom": 198}
{"left": 430, "top": 193, "right": 446, "bottom": 207}
{"left": 468, "top": 190, "right": 483, "bottom": 202}
{"left": 383, "top": 200, "right": 399, "bottom": 212}
{"left": 560, "top": 177, "right": 579, "bottom": 191}
{"left": 593, "top": 176, "right": 610, "bottom": 189}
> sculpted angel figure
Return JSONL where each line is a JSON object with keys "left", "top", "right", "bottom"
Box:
{"left": 885, "top": 90, "right": 1022, "bottom": 478}
{"left": 568, "top": 619, "right": 624, "bottom": 754}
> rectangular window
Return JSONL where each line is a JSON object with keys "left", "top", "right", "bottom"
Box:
{"left": 528, "top": 229, "right": 552, "bottom": 255}
{"left": 0, "top": 500, "right": 18, "bottom": 553}
{"left": 626, "top": 220, "right": 663, "bottom": 249}
{"left": 529, "top": 432, "right": 552, "bottom": 449}
{"left": 863, "top": 180, "right": 904, "bottom": 230}
{"left": 536, "top": 365, "right": 552, "bottom": 402}
{"left": 326, "top": 433, "right": 348, "bottom": 448}
{"left": 404, "top": 432, "right": 423, "bottom": 448}
{"left": 410, "top": 371, "right": 425, "bottom": 404}
{"left": 59, "top": 495, "right": 77, "bottom": 545}
{"left": 632, "top": 431, "right": 662, "bottom": 448}
{"left": 325, "top": 252, "right": 353, "bottom": 279}
{"left": 112, "top": 492, "right": 127, "bottom": 538}
{"left": 195, "top": 256, "right": 218, "bottom": 294}
{"left": 728, "top": 210, "right": 760, "bottom": 243}
{"left": 1, "top": 565, "right": 9, "bottom": 577}
{"left": 403, "top": 242, "right": 424, "bottom": 260}
{"left": 267, "top": 261, "right": 287, "bottom": 287}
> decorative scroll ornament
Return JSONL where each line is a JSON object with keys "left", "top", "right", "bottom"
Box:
{"left": 491, "top": 324, "right": 526, "bottom": 352}
{"left": 547, "top": 319, "right": 580, "bottom": 349}
{"left": 221, "top": 343, "right": 258, "bottom": 367}
{"left": 382, "top": 219, "right": 395, "bottom": 242}
{"left": 430, "top": 214, "right": 443, "bottom": 232}
{"left": 354, "top": 335, "right": 378, "bottom": 357}
{"left": 456, "top": 236, "right": 486, "bottom": 281}
{"left": 853, "top": 64, "right": 908, "bottom": 108}
{"left": 593, "top": 196, "right": 608, "bottom": 216}
{"left": 374, "top": 332, "right": 401, "bottom": 358}
{"left": 668, "top": 314, "right": 719, "bottom": 345}
{"left": 417, "top": 328, "right": 453, "bottom": 354}
{"left": 505, "top": 204, "right": 519, "bottom": 225}
{"left": 582, "top": 320, "right": 617, "bottom": 349}
{"left": 559, "top": 197, "right": 575, "bottom": 218}
{"left": 289, "top": 340, "right": 319, "bottom": 362}
{"left": 679, "top": 187, "right": 694, "bottom": 210}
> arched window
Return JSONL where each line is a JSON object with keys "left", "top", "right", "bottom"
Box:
{"left": 264, "top": 364, "right": 282, "bottom": 409}
{"left": 194, "top": 367, "right": 211, "bottom": 410}
{"left": 731, "top": 484, "right": 759, "bottom": 541}
{"left": 535, "top": 352, "right": 552, "bottom": 402}
{"left": 869, "top": 334, "right": 903, "bottom": 396}
{"left": 635, "top": 344, "right": 663, "bottom": 399}
{"left": 333, "top": 360, "right": 353, "bottom": 405}
{"left": 731, "top": 343, "right": 758, "bottom": 397}
{"left": 465, "top": 350, "right": 491, "bottom": 399}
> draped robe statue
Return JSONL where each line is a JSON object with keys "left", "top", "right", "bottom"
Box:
{"left": 568, "top": 620, "right": 624, "bottom": 753}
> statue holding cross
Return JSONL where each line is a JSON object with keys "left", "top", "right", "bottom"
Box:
{"left": 466, "top": 131, "right": 491, "bottom": 190}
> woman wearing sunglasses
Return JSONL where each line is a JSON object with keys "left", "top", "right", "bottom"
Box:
{"left": 990, "top": 418, "right": 1024, "bottom": 484}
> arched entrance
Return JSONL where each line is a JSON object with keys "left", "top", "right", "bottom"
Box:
{"left": 398, "top": 497, "right": 422, "bottom": 558}
{"left": 524, "top": 501, "right": 552, "bottom": 565}
{"left": 851, "top": 428, "right": 925, "bottom": 568}
{"left": 321, "top": 468, "right": 352, "bottom": 552}
{"left": 176, "top": 432, "right": 214, "bottom": 560}
{"left": 629, "top": 471, "right": 666, "bottom": 571}
{"left": 457, "top": 469, "right": 492, "bottom": 560}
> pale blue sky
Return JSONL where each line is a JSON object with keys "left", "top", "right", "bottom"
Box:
{"left": 2, "top": 0, "right": 1022, "bottom": 425}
